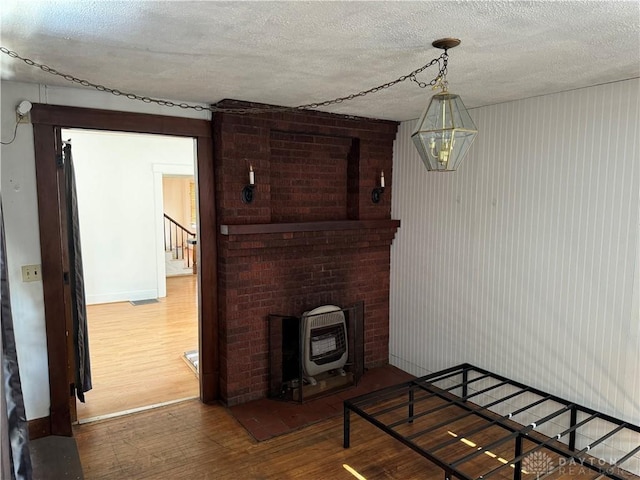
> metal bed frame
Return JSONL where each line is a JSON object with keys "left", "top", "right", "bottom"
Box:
{"left": 343, "top": 364, "right": 640, "bottom": 480}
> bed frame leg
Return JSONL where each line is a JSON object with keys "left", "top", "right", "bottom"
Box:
{"left": 513, "top": 434, "right": 523, "bottom": 480}
{"left": 462, "top": 368, "right": 468, "bottom": 400}
{"left": 409, "top": 385, "right": 414, "bottom": 423}
{"left": 569, "top": 406, "right": 577, "bottom": 451}
{"left": 343, "top": 405, "right": 351, "bottom": 448}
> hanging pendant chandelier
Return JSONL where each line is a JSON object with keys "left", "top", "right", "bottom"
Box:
{"left": 412, "top": 38, "right": 478, "bottom": 172}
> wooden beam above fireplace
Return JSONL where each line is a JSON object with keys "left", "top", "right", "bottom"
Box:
{"left": 220, "top": 219, "right": 400, "bottom": 236}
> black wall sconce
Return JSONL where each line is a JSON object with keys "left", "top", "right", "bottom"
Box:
{"left": 242, "top": 165, "right": 256, "bottom": 203}
{"left": 371, "top": 170, "right": 385, "bottom": 204}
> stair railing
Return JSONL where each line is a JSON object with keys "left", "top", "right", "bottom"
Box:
{"left": 163, "top": 213, "right": 196, "bottom": 268}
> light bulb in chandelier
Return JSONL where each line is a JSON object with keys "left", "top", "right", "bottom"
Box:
{"left": 428, "top": 135, "right": 454, "bottom": 167}
{"left": 411, "top": 38, "right": 478, "bottom": 172}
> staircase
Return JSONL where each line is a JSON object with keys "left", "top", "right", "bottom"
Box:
{"left": 165, "top": 248, "right": 193, "bottom": 276}
{"left": 164, "top": 214, "right": 196, "bottom": 277}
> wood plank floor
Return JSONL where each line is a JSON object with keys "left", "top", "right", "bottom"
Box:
{"left": 75, "top": 398, "right": 448, "bottom": 480}
{"left": 76, "top": 276, "right": 199, "bottom": 421}
{"left": 75, "top": 396, "right": 635, "bottom": 480}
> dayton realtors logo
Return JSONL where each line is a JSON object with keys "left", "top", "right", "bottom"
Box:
{"left": 522, "top": 451, "right": 554, "bottom": 478}
{"left": 522, "top": 452, "right": 626, "bottom": 477}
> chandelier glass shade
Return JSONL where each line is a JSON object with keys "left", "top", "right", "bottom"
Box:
{"left": 411, "top": 91, "right": 477, "bottom": 172}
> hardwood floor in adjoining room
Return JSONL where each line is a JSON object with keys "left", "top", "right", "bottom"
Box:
{"left": 76, "top": 275, "right": 199, "bottom": 421}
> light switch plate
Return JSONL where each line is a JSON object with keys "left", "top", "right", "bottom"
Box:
{"left": 21, "top": 264, "right": 41, "bottom": 282}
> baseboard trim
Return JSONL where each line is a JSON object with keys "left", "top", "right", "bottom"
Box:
{"left": 86, "top": 289, "right": 158, "bottom": 305}
{"left": 28, "top": 416, "right": 51, "bottom": 440}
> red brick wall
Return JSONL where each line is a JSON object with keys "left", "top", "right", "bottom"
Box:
{"left": 270, "top": 131, "right": 352, "bottom": 222}
{"left": 213, "top": 100, "right": 399, "bottom": 405}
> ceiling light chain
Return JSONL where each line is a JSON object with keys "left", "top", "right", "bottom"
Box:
{"left": 0, "top": 46, "right": 448, "bottom": 115}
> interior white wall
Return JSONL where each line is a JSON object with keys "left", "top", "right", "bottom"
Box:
{"left": 0, "top": 80, "right": 209, "bottom": 420}
{"left": 390, "top": 79, "right": 640, "bottom": 471}
{"left": 62, "top": 129, "right": 195, "bottom": 305}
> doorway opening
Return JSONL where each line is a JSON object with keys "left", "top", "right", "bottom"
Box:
{"left": 60, "top": 128, "right": 199, "bottom": 422}
{"left": 31, "top": 103, "right": 218, "bottom": 437}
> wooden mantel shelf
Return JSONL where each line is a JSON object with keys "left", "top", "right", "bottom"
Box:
{"left": 220, "top": 219, "right": 400, "bottom": 236}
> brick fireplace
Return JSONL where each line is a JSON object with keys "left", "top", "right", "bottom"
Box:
{"left": 214, "top": 100, "right": 400, "bottom": 405}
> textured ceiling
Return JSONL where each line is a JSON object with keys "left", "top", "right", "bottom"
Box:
{"left": 1, "top": 1, "right": 639, "bottom": 121}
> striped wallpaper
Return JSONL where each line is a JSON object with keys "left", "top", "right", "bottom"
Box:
{"left": 389, "top": 79, "right": 639, "bottom": 472}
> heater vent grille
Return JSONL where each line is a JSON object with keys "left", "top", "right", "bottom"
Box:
{"left": 310, "top": 325, "right": 347, "bottom": 364}
{"left": 308, "top": 311, "right": 345, "bottom": 329}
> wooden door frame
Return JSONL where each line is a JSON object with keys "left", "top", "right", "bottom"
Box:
{"left": 31, "top": 104, "right": 218, "bottom": 436}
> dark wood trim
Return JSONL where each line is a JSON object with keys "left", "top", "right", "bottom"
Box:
{"left": 31, "top": 103, "right": 218, "bottom": 435}
{"left": 30, "top": 104, "right": 210, "bottom": 137}
{"left": 195, "top": 134, "right": 219, "bottom": 402}
{"left": 33, "top": 123, "right": 73, "bottom": 437}
{"left": 28, "top": 416, "right": 52, "bottom": 440}
{"left": 220, "top": 219, "right": 401, "bottom": 236}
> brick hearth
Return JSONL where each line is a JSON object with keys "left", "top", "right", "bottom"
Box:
{"left": 214, "top": 100, "right": 400, "bottom": 405}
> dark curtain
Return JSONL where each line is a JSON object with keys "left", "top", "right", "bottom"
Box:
{"left": 63, "top": 141, "right": 92, "bottom": 401}
{"left": 1, "top": 198, "right": 32, "bottom": 479}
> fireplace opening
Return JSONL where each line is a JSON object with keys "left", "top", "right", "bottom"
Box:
{"left": 268, "top": 302, "right": 364, "bottom": 402}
